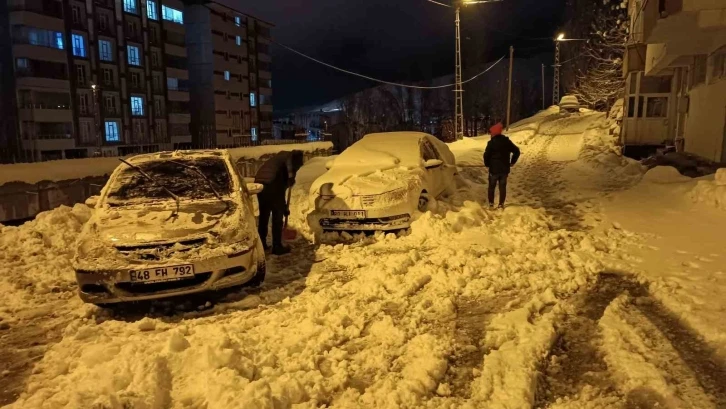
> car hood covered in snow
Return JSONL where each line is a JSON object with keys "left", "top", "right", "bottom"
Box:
{"left": 309, "top": 132, "right": 437, "bottom": 198}
{"left": 310, "top": 166, "right": 420, "bottom": 198}
{"left": 93, "top": 201, "right": 232, "bottom": 245}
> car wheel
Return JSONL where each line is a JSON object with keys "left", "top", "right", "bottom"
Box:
{"left": 246, "top": 260, "right": 266, "bottom": 287}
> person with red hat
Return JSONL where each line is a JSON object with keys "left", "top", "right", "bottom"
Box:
{"left": 484, "top": 122, "right": 520, "bottom": 209}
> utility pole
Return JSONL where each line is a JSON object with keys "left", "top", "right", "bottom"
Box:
{"left": 541, "top": 63, "right": 545, "bottom": 110}
{"left": 426, "top": 0, "right": 502, "bottom": 140}
{"left": 506, "top": 45, "right": 514, "bottom": 130}
{"left": 454, "top": 5, "right": 464, "bottom": 140}
{"left": 92, "top": 84, "right": 101, "bottom": 156}
{"left": 553, "top": 38, "right": 561, "bottom": 106}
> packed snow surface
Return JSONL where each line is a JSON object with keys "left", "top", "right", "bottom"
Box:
{"left": 3, "top": 108, "right": 726, "bottom": 409}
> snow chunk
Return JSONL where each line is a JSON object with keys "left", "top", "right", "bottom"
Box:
{"left": 641, "top": 166, "right": 691, "bottom": 184}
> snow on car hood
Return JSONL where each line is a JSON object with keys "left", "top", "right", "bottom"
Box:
{"left": 310, "top": 165, "right": 420, "bottom": 198}
{"left": 93, "top": 200, "right": 232, "bottom": 246}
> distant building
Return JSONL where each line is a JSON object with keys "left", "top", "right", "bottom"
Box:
{"left": 0, "top": 0, "right": 272, "bottom": 162}
{"left": 623, "top": 0, "right": 726, "bottom": 162}
{"left": 185, "top": 2, "right": 273, "bottom": 149}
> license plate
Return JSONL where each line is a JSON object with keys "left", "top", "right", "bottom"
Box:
{"left": 330, "top": 210, "right": 367, "bottom": 218}
{"left": 128, "top": 265, "right": 195, "bottom": 283}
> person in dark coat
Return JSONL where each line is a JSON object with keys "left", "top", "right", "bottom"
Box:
{"left": 484, "top": 123, "right": 520, "bottom": 208}
{"left": 254, "top": 150, "right": 304, "bottom": 255}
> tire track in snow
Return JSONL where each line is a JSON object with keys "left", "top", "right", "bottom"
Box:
{"left": 0, "top": 301, "right": 75, "bottom": 405}
{"left": 535, "top": 273, "right": 634, "bottom": 407}
{"left": 536, "top": 272, "right": 726, "bottom": 408}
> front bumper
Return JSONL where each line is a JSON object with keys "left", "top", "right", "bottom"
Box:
{"left": 318, "top": 213, "right": 411, "bottom": 231}
{"left": 75, "top": 246, "right": 262, "bottom": 304}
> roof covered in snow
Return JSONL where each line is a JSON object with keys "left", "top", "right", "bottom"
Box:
{"left": 335, "top": 132, "right": 448, "bottom": 168}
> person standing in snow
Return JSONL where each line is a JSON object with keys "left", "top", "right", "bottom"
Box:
{"left": 484, "top": 122, "right": 520, "bottom": 209}
{"left": 254, "top": 150, "right": 304, "bottom": 255}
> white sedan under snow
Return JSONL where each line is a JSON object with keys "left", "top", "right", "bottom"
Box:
{"left": 308, "top": 132, "right": 457, "bottom": 231}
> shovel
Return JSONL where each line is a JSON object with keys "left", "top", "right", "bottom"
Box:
{"left": 282, "top": 187, "right": 298, "bottom": 241}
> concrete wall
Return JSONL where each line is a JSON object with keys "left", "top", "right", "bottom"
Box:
{"left": 684, "top": 80, "right": 726, "bottom": 161}
{"left": 0, "top": 147, "right": 333, "bottom": 223}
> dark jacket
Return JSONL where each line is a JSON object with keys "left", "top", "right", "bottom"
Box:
{"left": 255, "top": 150, "right": 304, "bottom": 186}
{"left": 484, "top": 135, "right": 520, "bottom": 175}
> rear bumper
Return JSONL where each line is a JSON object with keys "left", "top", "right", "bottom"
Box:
{"left": 319, "top": 214, "right": 411, "bottom": 231}
{"left": 75, "top": 247, "right": 263, "bottom": 304}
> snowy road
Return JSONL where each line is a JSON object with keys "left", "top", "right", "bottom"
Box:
{"left": 2, "top": 108, "right": 726, "bottom": 408}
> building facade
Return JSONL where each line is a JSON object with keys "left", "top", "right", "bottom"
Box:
{"left": 623, "top": 0, "right": 726, "bottom": 162}
{"left": 0, "top": 0, "right": 272, "bottom": 163}
{"left": 185, "top": 2, "right": 273, "bottom": 149}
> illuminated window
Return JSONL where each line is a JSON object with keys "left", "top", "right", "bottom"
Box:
{"left": 131, "top": 96, "right": 144, "bottom": 116}
{"left": 105, "top": 121, "right": 119, "bottom": 141}
{"left": 123, "top": 0, "right": 137, "bottom": 14}
{"left": 72, "top": 34, "right": 86, "bottom": 57}
{"left": 127, "top": 45, "right": 141, "bottom": 66}
{"left": 224, "top": 71, "right": 230, "bottom": 81}
{"left": 162, "top": 5, "right": 183, "bottom": 24}
{"left": 147, "top": 0, "right": 158, "bottom": 20}
{"left": 250, "top": 92, "right": 256, "bottom": 107}
{"left": 99, "top": 40, "right": 113, "bottom": 61}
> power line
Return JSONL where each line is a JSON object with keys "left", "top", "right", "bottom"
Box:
{"left": 271, "top": 39, "right": 506, "bottom": 90}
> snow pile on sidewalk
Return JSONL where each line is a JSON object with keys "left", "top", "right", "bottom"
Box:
{"left": 603, "top": 166, "right": 726, "bottom": 359}
{"left": 690, "top": 169, "right": 726, "bottom": 210}
{"left": 0, "top": 204, "right": 90, "bottom": 316}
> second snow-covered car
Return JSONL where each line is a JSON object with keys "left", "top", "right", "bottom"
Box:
{"left": 73, "top": 150, "right": 266, "bottom": 305}
{"left": 308, "top": 132, "right": 457, "bottom": 231}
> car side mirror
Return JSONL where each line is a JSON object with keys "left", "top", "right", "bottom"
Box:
{"left": 246, "top": 183, "right": 264, "bottom": 195}
{"left": 325, "top": 159, "right": 335, "bottom": 170}
{"left": 85, "top": 195, "right": 99, "bottom": 208}
{"left": 424, "top": 159, "right": 443, "bottom": 169}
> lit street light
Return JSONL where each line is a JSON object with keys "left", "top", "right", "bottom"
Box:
{"left": 552, "top": 32, "right": 586, "bottom": 106}
{"left": 427, "top": 0, "right": 502, "bottom": 140}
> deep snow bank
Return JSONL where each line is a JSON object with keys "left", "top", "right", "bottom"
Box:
{"left": 603, "top": 166, "right": 726, "bottom": 358}
{"left": 0, "top": 204, "right": 90, "bottom": 318}
{"left": 690, "top": 169, "right": 726, "bottom": 210}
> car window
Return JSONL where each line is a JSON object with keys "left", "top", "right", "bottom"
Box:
{"left": 421, "top": 140, "right": 440, "bottom": 161}
{"left": 106, "top": 157, "right": 233, "bottom": 204}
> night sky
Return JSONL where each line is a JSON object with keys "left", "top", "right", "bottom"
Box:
{"left": 231, "top": 0, "right": 567, "bottom": 111}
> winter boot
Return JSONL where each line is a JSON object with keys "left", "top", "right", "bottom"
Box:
{"left": 272, "top": 245, "right": 291, "bottom": 256}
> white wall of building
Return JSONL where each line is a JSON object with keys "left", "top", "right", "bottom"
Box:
{"left": 684, "top": 79, "right": 726, "bottom": 161}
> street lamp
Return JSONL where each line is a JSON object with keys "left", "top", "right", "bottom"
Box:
{"left": 553, "top": 33, "right": 566, "bottom": 106}
{"left": 427, "top": 0, "right": 502, "bottom": 140}
{"left": 552, "top": 33, "right": 586, "bottom": 106}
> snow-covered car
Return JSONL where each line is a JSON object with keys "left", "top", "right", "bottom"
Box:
{"left": 73, "top": 150, "right": 266, "bottom": 305}
{"left": 308, "top": 132, "right": 457, "bottom": 231}
{"left": 559, "top": 95, "right": 580, "bottom": 113}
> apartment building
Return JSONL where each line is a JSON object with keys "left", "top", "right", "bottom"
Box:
{"left": 185, "top": 2, "right": 273, "bottom": 149}
{"left": 0, "top": 0, "right": 272, "bottom": 163}
{"left": 623, "top": 0, "right": 726, "bottom": 162}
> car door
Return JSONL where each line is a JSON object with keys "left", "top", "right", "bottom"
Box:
{"left": 421, "top": 139, "right": 445, "bottom": 197}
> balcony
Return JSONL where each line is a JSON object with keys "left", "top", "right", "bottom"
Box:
{"left": 8, "top": 0, "right": 63, "bottom": 19}
{"left": 642, "top": 0, "right": 725, "bottom": 45}
{"left": 623, "top": 43, "right": 647, "bottom": 78}
{"left": 169, "top": 113, "right": 191, "bottom": 124}
{"left": 94, "top": 0, "right": 114, "bottom": 10}
{"left": 19, "top": 106, "right": 72, "bottom": 122}
{"left": 22, "top": 137, "right": 76, "bottom": 151}
{"left": 103, "top": 107, "right": 121, "bottom": 117}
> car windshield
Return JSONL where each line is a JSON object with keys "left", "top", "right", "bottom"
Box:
{"left": 106, "top": 157, "right": 233, "bottom": 205}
